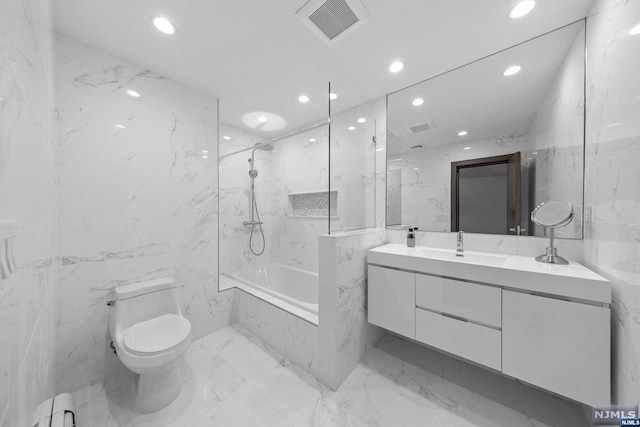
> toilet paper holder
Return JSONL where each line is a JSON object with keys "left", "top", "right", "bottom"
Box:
{"left": 0, "top": 219, "right": 18, "bottom": 280}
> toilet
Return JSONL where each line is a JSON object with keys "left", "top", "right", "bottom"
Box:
{"left": 108, "top": 277, "right": 192, "bottom": 413}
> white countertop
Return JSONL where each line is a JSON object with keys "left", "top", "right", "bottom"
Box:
{"left": 368, "top": 244, "right": 611, "bottom": 304}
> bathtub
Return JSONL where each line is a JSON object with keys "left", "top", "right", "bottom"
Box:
{"left": 228, "top": 264, "right": 318, "bottom": 316}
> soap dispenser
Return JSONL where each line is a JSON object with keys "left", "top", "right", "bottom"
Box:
{"left": 407, "top": 227, "right": 418, "bottom": 247}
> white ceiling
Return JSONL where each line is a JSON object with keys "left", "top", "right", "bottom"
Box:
{"left": 53, "top": 0, "right": 595, "bottom": 138}
{"left": 387, "top": 21, "right": 584, "bottom": 155}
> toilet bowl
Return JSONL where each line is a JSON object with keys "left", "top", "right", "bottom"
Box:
{"left": 108, "top": 277, "right": 192, "bottom": 413}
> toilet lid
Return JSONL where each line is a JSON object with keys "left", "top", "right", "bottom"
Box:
{"left": 124, "top": 314, "right": 191, "bottom": 356}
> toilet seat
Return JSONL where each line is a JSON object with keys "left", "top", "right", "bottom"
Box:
{"left": 124, "top": 314, "right": 191, "bottom": 356}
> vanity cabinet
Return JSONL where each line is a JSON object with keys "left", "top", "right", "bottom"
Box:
{"left": 367, "top": 247, "right": 611, "bottom": 407}
{"left": 368, "top": 265, "right": 415, "bottom": 338}
{"left": 502, "top": 290, "right": 610, "bottom": 406}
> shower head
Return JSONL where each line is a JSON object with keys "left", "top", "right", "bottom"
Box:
{"left": 253, "top": 143, "right": 273, "bottom": 151}
{"left": 248, "top": 143, "right": 273, "bottom": 179}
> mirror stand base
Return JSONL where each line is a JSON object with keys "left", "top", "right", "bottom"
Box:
{"left": 535, "top": 247, "right": 569, "bottom": 265}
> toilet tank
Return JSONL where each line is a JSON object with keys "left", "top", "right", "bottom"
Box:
{"left": 109, "top": 277, "right": 182, "bottom": 336}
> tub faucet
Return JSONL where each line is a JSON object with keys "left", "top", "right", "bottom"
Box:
{"left": 456, "top": 230, "right": 464, "bottom": 256}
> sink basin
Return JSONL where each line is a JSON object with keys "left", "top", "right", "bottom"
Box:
{"left": 419, "top": 248, "right": 507, "bottom": 266}
{"left": 368, "top": 243, "right": 611, "bottom": 304}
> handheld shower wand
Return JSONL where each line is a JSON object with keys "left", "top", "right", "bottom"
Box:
{"left": 244, "top": 143, "right": 273, "bottom": 256}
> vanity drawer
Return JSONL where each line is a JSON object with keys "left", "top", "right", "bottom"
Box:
{"left": 416, "top": 308, "right": 501, "bottom": 370}
{"left": 416, "top": 274, "right": 501, "bottom": 327}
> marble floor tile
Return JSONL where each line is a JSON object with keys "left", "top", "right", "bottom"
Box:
{"left": 73, "top": 324, "right": 589, "bottom": 427}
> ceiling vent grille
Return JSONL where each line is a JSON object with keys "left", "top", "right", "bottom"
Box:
{"left": 297, "top": 0, "right": 371, "bottom": 45}
{"left": 408, "top": 120, "right": 436, "bottom": 134}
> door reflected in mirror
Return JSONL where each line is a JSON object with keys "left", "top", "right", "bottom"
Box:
{"left": 386, "top": 20, "right": 586, "bottom": 239}
{"left": 451, "top": 153, "right": 521, "bottom": 235}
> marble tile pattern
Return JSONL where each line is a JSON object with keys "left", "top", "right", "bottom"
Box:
{"left": 269, "top": 126, "right": 329, "bottom": 272}
{"left": 232, "top": 289, "right": 319, "bottom": 377}
{"left": 527, "top": 24, "right": 585, "bottom": 240}
{"left": 219, "top": 100, "right": 378, "bottom": 281}
{"left": 218, "top": 123, "right": 272, "bottom": 283}
{"left": 54, "top": 35, "right": 233, "bottom": 396}
{"left": 319, "top": 229, "right": 386, "bottom": 390}
{"left": 72, "top": 324, "right": 591, "bottom": 427}
{"left": 365, "top": 97, "right": 388, "bottom": 230}
{"left": 329, "top": 103, "right": 377, "bottom": 233}
{"left": 583, "top": 0, "right": 640, "bottom": 407}
{"left": 386, "top": 25, "right": 585, "bottom": 239}
{"left": 219, "top": 124, "right": 329, "bottom": 276}
{"left": 0, "top": 0, "right": 57, "bottom": 425}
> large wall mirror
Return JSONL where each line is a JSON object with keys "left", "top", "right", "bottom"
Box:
{"left": 386, "top": 21, "right": 585, "bottom": 239}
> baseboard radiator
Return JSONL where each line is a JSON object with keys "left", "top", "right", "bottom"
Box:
{"left": 32, "top": 393, "right": 75, "bottom": 427}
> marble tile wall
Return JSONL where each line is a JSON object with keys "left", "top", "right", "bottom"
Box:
{"left": 220, "top": 99, "right": 379, "bottom": 282}
{"left": 232, "top": 289, "right": 320, "bottom": 376}
{"left": 583, "top": 0, "right": 640, "bottom": 407}
{"left": 329, "top": 103, "right": 377, "bottom": 233}
{"left": 219, "top": 124, "right": 328, "bottom": 277}
{"left": 527, "top": 23, "right": 585, "bottom": 239}
{"left": 318, "top": 229, "right": 386, "bottom": 390}
{"left": 364, "top": 97, "right": 388, "bottom": 230}
{"left": 270, "top": 126, "right": 329, "bottom": 272}
{"left": 0, "top": 0, "right": 57, "bottom": 424}
{"left": 218, "top": 123, "right": 272, "bottom": 286}
{"left": 54, "top": 34, "right": 233, "bottom": 396}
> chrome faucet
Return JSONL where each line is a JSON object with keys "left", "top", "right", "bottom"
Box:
{"left": 456, "top": 230, "right": 464, "bottom": 256}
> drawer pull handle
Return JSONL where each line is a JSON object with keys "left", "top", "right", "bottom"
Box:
{"left": 441, "top": 312, "right": 468, "bottom": 322}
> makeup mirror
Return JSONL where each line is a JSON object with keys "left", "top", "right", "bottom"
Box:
{"left": 531, "top": 200, "right": 574, "bottom": 264}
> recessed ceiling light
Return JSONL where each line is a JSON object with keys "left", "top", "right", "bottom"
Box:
{"left": 508, "top": 1, "right": 536, "bottom": 19}
{"left": 502, "top": 65, "right": 522, "bottom": 77}
{"left": 458, "top": 131, "right": 468, "bottom": 136}
{"left": 376, "top": 147, "right": 385, "bottom": 152}
{"left": 202, "top": 150, "right": 209, "bottom": 154}
{"left": 298, "top": 95, "right": 310, "bottom": 103}
{"left": 258, "top": 116, "right": 268, "bottom": 123}
{"left": 223, "top": 136, "right": 231, "bottom": 140}
{"left": 630, "top": 24, "right": 640, "bottom": 35}
{"left": 348, "top": 126, "right": 356, "bottom": 131}
{"left": 412, "top": 98, "right": 424, "bottom": 106}
{"left": 115, "top": 124, "right": 126, "bottom": 129}
{"left": 329, "top": 93, "right": 338, "bottom": 100}
{"left": 389, "top": 61, "right": 404, "bottom": 73}
{"left": 152, "top": 16, "right": 176, "bottom": 35}
{"left": 309, "top": 138, "right": 316, "bottom": 142}
{"left": 357, "top": 117, "right": 366, "bottom": 123}
{"left": 202, "top": 155, "right": 209, "bottom": 159}
{"left": 126, "top": 89, "right": 140, "bottom": 98}
{"left": 464, "top": 147, "right": 471, "bottom": 150}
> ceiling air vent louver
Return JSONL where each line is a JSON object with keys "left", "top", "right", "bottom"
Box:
{"left": 297, "top": 0, "right": 371, "bottom": 45}
{"left": 408, "top": 120, "right": 436, "bottom": 134}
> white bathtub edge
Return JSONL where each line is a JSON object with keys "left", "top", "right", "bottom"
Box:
{"left": 225, "top": 276, "right": 319, "bottom": 326}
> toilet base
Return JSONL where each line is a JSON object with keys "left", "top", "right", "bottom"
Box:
{"left": 133, "top": 365, "right": 182, "bottom": 413}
